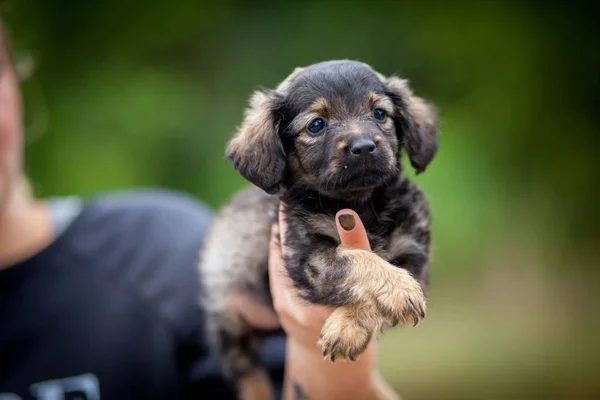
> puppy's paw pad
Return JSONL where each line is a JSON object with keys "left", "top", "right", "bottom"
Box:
{"left": 317, "top": 315, "right": 372, "bottom": 363}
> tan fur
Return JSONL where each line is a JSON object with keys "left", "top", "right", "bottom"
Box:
{"left": 328, "top": 155, "right": 340, "bottom": 174}
{"left": 310, "top": 97, "right": 330, "bottom": 115}
{"left": 295, "top": 131, "right": 322, "bottom": 146}
{"left": 366, "top": 91, "right": 395, "bottom": 116}
{"left": 383, "top": 76, "right": 436, "bottom": 139}
{"left": 339, "top": 247, "right": 426, "bottom": 325}
{"left": 228, "top": 91, "right": 274, "bottom": 155}
{"left": 379, "top": 117, "right": 395, "bottom": 133}
{"left": 292, "top": 113, "right": 339, "bottom": 135}
{"left": 383, "top": 76, "right": 438, "bottom": 172}
{"left": 326, "top": 138, "right": 350, "bottom": 173}
{"left": 225, "top": 90, "right": 286, "bottom": 194}
{"left": 407, "top": 95, "right": 437, "bottom": 138}
{"left": 366, "top": 91, "right": 380, "bottom": 108}
{"left": 288, "top": 98, "right": 332, "bottom": 136}
{"left": 318, "top": 303, "right": 379, "bottom": 362}
{"left": 200, "top": 187, "right": 277, "bottom": 305}
{"left": 315, "top": 247, "right": 426, "bottom": 361}
{"left": 383, "top": 76, "right": 436, "bottom": 134}
{"left": 286, "top": 152, "right": 319, "bottom": 186}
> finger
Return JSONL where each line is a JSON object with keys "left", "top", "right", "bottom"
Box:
{"left": 269, "top": 203, "right": 297, "bottom": 292}
{"left": 335, "top": 209, "right": 372, "bottom": 251}
{"left": 270, "top": 204, "right": 332, "bottom": 325}
{"left": 277, "top": 202, "right": 289, "bottom": 257}
{"left": 268, "top": 222, "right": 290, "bottom": 303}
{"left": 268, "top": 221, "right": 305, "bottom": 323}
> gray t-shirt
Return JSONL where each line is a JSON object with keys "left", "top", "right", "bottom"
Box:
{"left": 0, "top": 189, "right": 285, "bottom": 399}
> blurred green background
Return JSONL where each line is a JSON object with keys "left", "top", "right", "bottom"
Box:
{"left": 3, "top": 0, "right": 599, "bottom": 398}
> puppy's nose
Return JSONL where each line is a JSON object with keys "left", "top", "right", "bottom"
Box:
{"left": 349, "top": 138, "right": 376, "bottom": 156}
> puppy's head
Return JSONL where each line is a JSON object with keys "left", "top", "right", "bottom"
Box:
{"left": 226, "top": 60, "right": 439, "bottom": 196}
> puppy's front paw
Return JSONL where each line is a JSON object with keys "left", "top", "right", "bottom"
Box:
{"left": 317, "top": 306, "right": 373, "bottom": 363}
{"left": 374, "top": 268, "right": 426, "bottom": 328}
{"left": 339, "top": 247, "right": 427, "bottom": 328}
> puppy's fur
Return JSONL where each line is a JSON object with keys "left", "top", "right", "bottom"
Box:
{"left": 199, "top": 60, "right": 439, "bottom": 399}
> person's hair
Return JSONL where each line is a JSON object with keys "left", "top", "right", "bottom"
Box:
{"left": 0, "top": 18, "right": 13, "bottom": 68}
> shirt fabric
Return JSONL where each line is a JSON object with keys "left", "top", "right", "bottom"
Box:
{"left": 0, "top": 189, "right": 285, "bottom": 400}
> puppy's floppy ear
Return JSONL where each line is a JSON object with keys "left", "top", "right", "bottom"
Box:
{"left": 384, "top": 76, "right": 439, "bottom": 174}
{"left": 226, "top": 90, "right": 286, "bottom": 194}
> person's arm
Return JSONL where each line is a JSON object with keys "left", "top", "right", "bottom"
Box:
{"left": 282, "top": 334, "right": 376, "bottom": 400}
{"left": 270, "top": 206, "right": 377, "bottom": 400}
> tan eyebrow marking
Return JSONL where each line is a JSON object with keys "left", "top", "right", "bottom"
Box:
{"left": 366, "top": 91, "right": 395, "bottom": 116}
{"left": 310, "top": 97, "right": 330, "bottom": 115}
{"left": 288, "top": 97, "right": 332, "bottom": 133}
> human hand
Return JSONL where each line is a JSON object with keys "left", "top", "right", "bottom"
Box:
{"left": 232, "top": 204, "right": 372, "bottom": 349}
{"left": 267, "top": 204, "right": 372, "bottom": 351}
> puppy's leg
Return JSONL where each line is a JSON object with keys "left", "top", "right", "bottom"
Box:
{"left": 302, "top": 246, "right": 426, "bottom": 362}
{"left": 337, "top": 247, "right": 427, "bottom": 327}
{"left": 199, "top": 187, "right": 278, "bottom": 398}
{"left": 205, "top": 303, "right": 273, "bottom": 400}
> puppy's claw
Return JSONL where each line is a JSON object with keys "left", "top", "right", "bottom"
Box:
{"left": 371, "top": 269, "right": 427, "bottom": 329}
{"left": 319, "top": 309, "right": 372, "bottom": 363}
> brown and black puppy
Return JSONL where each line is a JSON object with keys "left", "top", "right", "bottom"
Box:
{"left": 199, "top": 60, "right": 439, "bottom": 399}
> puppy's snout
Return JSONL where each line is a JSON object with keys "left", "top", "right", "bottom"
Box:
{"left": 349, "top": 137, "right": 376, "bottom": 156}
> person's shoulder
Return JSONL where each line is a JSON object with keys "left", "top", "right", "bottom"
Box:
{"left": 75, "top": 187, "right": 215, "bottom": 275}
{"left": 85, "top": 187, "right": 213, "bottom": 225}
{"left": 68, "top": 188, "right": 215, "bottom": 338}
{"left": 72, "top": 188, "right": 214, "bottom": 259}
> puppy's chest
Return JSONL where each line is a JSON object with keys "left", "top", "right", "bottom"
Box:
{"left": 302, "top": 212, "right": 402, "bottom": 261}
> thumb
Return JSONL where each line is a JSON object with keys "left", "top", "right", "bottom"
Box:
{"left": 335, "top": 209, "right": 371, "bottom": 251}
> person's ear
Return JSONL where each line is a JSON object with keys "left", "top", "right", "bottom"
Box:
{"left": 383, "top": 76, "right": 439, "bottom": 173}
{"left": 226, "top": 90, "right": 286, "bottom": 194}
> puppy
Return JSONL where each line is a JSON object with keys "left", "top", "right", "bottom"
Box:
{"left": 199, "top": 60, "right": 439, "bottom": 399}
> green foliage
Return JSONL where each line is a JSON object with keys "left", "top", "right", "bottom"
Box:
{"left": 3, "top": 0, "right": 599, "bottom": 398}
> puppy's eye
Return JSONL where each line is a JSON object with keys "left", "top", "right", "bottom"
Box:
{"left": 373, "top": 108, "right": 387, "bottom": 121}
{"left": 307, "top": 118, "right": 326, "bottom": 135}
